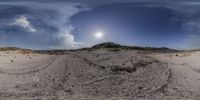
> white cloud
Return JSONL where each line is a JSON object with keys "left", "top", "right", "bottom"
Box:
{"left": 55, "top": 25, "right": 84, "bottom": 49}
{"left": 47, "top": 3, "right": 89, "bottom": 49}
{"left": 9, "top": 16, "right": 36, "bottom": 32}
{"left": 0, "top": 2, "right": 89, "bottom": 49}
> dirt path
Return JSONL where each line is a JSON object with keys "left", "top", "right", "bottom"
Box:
{"left": 0, "top": 53, "right": 65, "bottom": 98}
{"left": 152, "top": 52, "right": 200, "bottom": 99}
{"left": 0, "top": 50, "right": 174, "bottom": 99}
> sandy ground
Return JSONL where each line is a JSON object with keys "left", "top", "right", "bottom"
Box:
{"left": 153, "top": 51, "right": 200, "bottom": 99}
{"left": 0, "top": 50, "right": 199, "bottom": 99}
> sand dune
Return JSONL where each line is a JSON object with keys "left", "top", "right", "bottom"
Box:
{"left": 0, "top": 48, "right": 200, "bottom": 99}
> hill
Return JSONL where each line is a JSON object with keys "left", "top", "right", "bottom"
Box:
{"left": 79, "top": 42, "right": 177, "bottom": 52}
{"left": 0, "top": 42, "right": 178, "bottom": 52}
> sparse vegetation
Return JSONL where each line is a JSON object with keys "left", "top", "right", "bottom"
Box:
{"left": 91, "top": 42, "right": 178, "bottom": 52}
{"left": 1, "top": 42, "right": 199, "bottom": 99}
{"left": 0, "top": 47, "right": 21, "bottom": 51}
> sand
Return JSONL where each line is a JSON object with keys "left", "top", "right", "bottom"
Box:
{"left": 0, "top": 49, "right": 199, "bottom": 99}
{"left": 153, "top": 51, "right": 200, "bottom": 99}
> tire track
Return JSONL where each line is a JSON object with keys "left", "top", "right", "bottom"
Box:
{"left": 0, "top": 56, "right": 59, "bottom": 75}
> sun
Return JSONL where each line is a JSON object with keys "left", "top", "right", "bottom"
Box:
{"left": 94, "top": 31, "right": 104, "bottom": 39}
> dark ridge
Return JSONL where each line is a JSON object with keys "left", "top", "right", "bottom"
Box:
{"left": 0, "top": 47, "right": 32, "bottom": 51}
{"left": 88, "top": 42, "right": 178, "bottom": 52}
{"left": 1, "top": 42, "right": 180, "bottom": 53}
{"left": 92, "top": 42, "right": 121, "bottom": 49}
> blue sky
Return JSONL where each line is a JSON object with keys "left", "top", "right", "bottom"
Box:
{"left": 0, "top": 1, "right": 200, "bottom": 49}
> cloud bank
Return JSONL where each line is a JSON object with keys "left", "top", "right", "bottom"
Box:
{"left": 0, "top": 2, "right": 89, "bottom": 49}
{"left": 9, "top": 16, "right": 36, "bottom": 32}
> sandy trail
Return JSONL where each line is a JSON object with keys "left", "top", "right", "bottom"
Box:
{"left": 0, "top": 51, "right": 64, "bottom": 98}
{"left": 152, "top": 51, "right": 200, "bottom": 99}
{"left": 0, "top": 50, "right": 199, "bottom": 99}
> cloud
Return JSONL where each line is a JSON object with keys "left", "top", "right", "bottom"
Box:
{"left": 46, "top": 3, "right": 89, "bottom": 49}
{"left": 0, "top": 2, "right": 89, "bottom": 49}
{"left": 55, "top": 25, "right": 84, "bottom": 49}
{"left": 9, "top": 16, "right": 36, "bottom": 32}
{"left": 164, "top": 3, "right": 200, "bottom": 49}
{"left": 3, "top": 1, "right": 200, "bottom": 49}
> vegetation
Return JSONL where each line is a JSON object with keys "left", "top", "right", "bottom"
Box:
{"left": 91, "top": 42, "right": 177, "bottom": 52}
{"left": 0, "top": 47, "right": 21, "bottom": 51}
{"left": 0, "top": 42, "right": 179, "bottom": 53}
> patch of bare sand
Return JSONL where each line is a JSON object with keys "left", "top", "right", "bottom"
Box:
{"left": 0, "top": 50, "right": 179, "bottom": 99}
{"left": 152, "top": 51, "right": 200, "bottom": 99}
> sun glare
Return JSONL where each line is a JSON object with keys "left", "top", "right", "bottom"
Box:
{"left": 94, "top": 31, "right": 104, "bottom": 39}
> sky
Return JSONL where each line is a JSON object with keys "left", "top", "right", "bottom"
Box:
{"left": 0, "top": 1, "right": 200, "bottom": 50}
